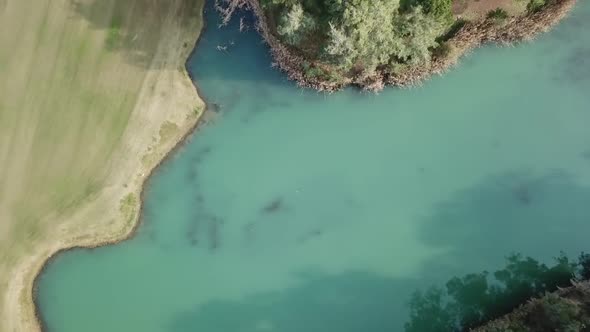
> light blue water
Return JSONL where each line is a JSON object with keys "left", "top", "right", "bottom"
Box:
{"left": 37, "top": 2, "right": 590, "bottom": 331}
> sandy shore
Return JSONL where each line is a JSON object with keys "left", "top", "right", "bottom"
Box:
{"left": 1, "top": 1, "right": 206, "bottom": 331}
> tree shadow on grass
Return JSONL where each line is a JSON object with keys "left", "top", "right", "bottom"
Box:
{"left": 418, "top": 170, "right": 590, "bottom": 269}
{"left": 168, "top": 270, "right": 420, "bottom": 332}
{"left": 70, "top": 0, "right": 202, "bottom": 69}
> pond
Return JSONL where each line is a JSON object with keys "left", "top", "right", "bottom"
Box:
{"left": 37, "top": 1, "right": 590, "bottom": 331}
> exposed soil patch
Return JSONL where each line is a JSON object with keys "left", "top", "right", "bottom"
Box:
{"left": 454, "top": 0, "right": 527, "bottom": 19}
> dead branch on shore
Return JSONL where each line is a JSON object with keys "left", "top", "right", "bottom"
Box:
{"left": 214, "top": 0, "right": 250, "bottom": 26}
{"left": 239, "top": 17, "right": 248, "bottom": 32}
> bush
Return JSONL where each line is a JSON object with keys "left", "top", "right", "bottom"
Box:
{"left": 405, "top": 253, "right": 585, "bottom": 332}
{"left": 527, "top": 0, "right": 547, "bottom": 13}
{"left": 417, "top": 0, "right": 453, "bottom": 21}
{"left": 277, "top": 3, "right": 317, "bottom": 45}
{"left": 578, "top": 252, "right": 590, "bottom": 280}
{"left": 486, "top": 8, "right": 509, "bottom": 21}
{"left": 437, "top": 18, "right": 468, "bottom": 42}
{"left": 432, "top": 41, "right": 453, "bottom": 59}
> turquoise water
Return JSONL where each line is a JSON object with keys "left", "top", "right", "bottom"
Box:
{"left": 37, "top": 2, "right": 590, "bottom": 331}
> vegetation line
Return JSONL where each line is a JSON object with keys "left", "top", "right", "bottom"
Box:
{"left": 216, "top": 0, "right": 577, "bottom": 91}
{"left": 31, "top": 101, "right": 207, "bottom": 331}
{"left": 21, "top": 3, "right": 208, "bottom": 332}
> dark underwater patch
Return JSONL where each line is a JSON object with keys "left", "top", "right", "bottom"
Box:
{"left": 208, "top": 216, "right": 223, "bottom": 252}
{"left": 261, "top": 197, "right": 284, "bottom": 214}
{"left": 513, "top": 183, "right": 532, "bottom": 206}
{"left": 186, "top": 219, "right": 200, "bottom": 247}
{"left": 562, "top": 47, "right": 590, "bottom": 85}
{"left": 297, "top": 229, "right": 324, "bottom": 244}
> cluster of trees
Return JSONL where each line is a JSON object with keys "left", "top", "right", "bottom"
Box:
{"left": 261, "top": 0, "right": 453, "bottom": 76}
{"left": 405, "top": 252, "right": 590, "bottom": 332}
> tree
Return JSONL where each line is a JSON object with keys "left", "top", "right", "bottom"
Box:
{"left": 578, "top": 252, "right": 590, "bottom": 280}
{"left": 405, "top": 287, "right": 457, "bottom": 332}
{"left": 393, "top": 6, "right": 442, "bottom": 65}
{"left": 416, "top": 0, "right": 453, "bottom": 21}
{"left": 325, "top": 0, "right": 401, "bottom": 73}
{"left": 405, "top": 252, "right": 589, "bottom": 332}
{"left": 277, "top": 3, "right": 317, "bottom": 45}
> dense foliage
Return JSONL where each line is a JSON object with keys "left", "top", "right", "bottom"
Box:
{"left": 262, "top": 0, "right": 453, "bottom": 76}
{"left": 405, "top": 252, "right": 590, "bottom": 332}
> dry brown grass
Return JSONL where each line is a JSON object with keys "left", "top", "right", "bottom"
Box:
{"left": 0, "top": 0, "right": 205, "bottom": 331}
{"left": 453, "top": 0, "right": 527, "bottom": 20}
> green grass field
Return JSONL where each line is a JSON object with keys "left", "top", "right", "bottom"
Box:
{"left": 0, "top": 0, "right": 203, "bottom": 330}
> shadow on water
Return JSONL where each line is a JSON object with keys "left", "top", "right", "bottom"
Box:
{"left": 187, "top": 1, "right": 338, "bottom": 118}
{"left": 549, "top": 0, "right": 590, "bottom": 43}
{"left": 165, "top": 254, "right": 590, "bottom": 332}
{"left": 405, "top": 252, "right": 590, "bottom": 332}
{"left": 562, "top": 46, "right": 590, "bottom": 85}
{"left": 418, "top": 170, "right": 590, "bottom": 268}
{"left": 168, "top": 270, "right": 420, "bottom": 332}
{"left": 70, "top": 0, "right": 202, "bottom": 69}
{"left": 189, "top": 2, "right": 284, "bottom": 86}
{"left": 547, "top": 1, "right": 590, "bottom": 88}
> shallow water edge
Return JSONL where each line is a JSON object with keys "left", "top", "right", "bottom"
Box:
{"left": 32, "top": 1, "right": 590, "bottom": 331}
{"left": 231, "top": 0, "right": 578, "bottom": 91}
{"left": 29, "top": 6, "right": 209, "bottom": 332}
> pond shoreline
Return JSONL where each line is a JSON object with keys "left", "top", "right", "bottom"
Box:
{"left": 23, "top": 2, "right": 209, "bottom": 332}
{"left": 23, "top": 0, "right": 582, "bottom": 330}
{"left": 232, "top": 0, "right": 577, "bottom": 91}
{"left": 474, "top": 281, "right": 590, "bottom": 331}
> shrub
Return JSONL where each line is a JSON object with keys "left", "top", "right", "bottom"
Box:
{"left": 105, "top": 17, "right": 122, "bottom": 50}
{"left": 487, "top": 8, "right": 509, "bottom": 21}
{"left": 578, "top": 252, "right": 590, "bottom": 280}
{"left": 417, "top": 0, "right": 453, "bottom": 21}
{"left": 527, "top": 0, "right": 546, "bottom": 13}
{"left": 277, "top": 3, "right": 317, "bottom": 45}
{"left": 432, "top": 41, "right": 453, "bottom": 59}
{"left": 303, "top": 65, "right": 324, "bottom": 79}
{"left": 437, "top": 18, "right": 468, "bottom": 42}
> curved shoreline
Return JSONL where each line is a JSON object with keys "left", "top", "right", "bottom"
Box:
{"left": 24, "top": 0, "right": 578, "bottom": 330}
{"left": 31, "top": 97, "right": 207, "bottom": 330}
{"left": 27, "top": 4, "right": 211, "bottom": 332}
{"left": 236, "top": 0, "right": 577, "bottom": 91}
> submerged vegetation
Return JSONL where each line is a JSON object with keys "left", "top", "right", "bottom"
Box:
{"left": 406, "top": 252, "right": 590, "bottom": 332}
{"left": 216, "top": 0, "right": 575, "bottom": 90}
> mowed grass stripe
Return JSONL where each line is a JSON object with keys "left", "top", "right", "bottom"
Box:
{"left": 0, "top": 3, "right": 204, "bottom": 326}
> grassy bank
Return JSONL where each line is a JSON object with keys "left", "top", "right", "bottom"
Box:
{"left": 0, "top": 0, "right": 205, "bottom": 331}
